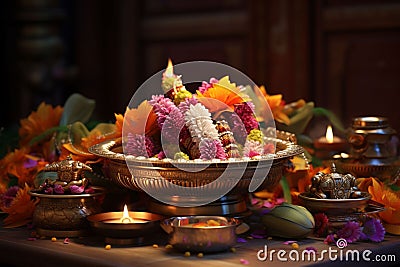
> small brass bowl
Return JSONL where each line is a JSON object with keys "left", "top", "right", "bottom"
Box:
{"left": 161, "top": 216, "right": 240, "bottom": 253}
{"left": 298, "top": 192, "right": 371, "bottom": 216}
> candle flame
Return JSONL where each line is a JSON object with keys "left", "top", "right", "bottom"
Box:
{"left": 326, "top": 125, "right": 334, "bottom": 143}
{"left": 120, "top": 204, "right": 134, "bottom": 223}
{"left": 165, "top": 58, "right": 174, "bottom": 77}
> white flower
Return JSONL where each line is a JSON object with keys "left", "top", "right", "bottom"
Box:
{"left": 185, "top": 103, "right": 219, "bottom": 141}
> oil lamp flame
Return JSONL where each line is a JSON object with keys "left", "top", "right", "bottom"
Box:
{"left": 120, "top": 204, "right": 134, "bottom": 223}
{"left": 326, "top": 125, "right": 334, "bottom": 143}
{"left": 165, "top": 58, "right": 174, "bottom": 77}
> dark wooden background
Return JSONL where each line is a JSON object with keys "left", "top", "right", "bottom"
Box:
{"left": 1, "top": 0, "right": 399, "bottom": 136}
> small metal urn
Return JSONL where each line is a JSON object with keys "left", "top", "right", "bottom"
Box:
{"left": 347, "top": 116, "right": 397, "bottom": 160}
{"left": 335, "top": 116, "right": 400, "bottom": 181}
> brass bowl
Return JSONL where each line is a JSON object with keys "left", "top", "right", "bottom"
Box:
{"left": 29, "top": 187, "right": 104, "bottom": 237}
{"left": 298, "top": 192, "right": 371, "bottom": 216}
{"left": 161, "top": 216, "right": 240, "bottom": 253}
{"left": 89, "top": 136, "right": 304, "bottom": 198}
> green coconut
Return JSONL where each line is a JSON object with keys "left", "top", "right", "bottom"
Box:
{"left": 261, "top": 203, "right": 315, "bottom": 239}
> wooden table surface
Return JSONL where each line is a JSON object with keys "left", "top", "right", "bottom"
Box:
{"left": 1, "top": 219, "right": 399, "bottom": 267}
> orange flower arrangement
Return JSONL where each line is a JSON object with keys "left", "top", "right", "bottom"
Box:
{"left": 0, "top": 94, "right": 120, "bottom": 228}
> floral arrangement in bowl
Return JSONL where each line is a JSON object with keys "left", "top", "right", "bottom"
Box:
{"left": 121, "top": 62, "right": 277, "bottom": 163}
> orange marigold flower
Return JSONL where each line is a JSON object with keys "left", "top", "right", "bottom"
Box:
{"left": 0, "top": 148, "right": 29, "bottom": 180}
{"left": 0, "top": 148, "right": 47, "bottom": 187}
{"left": 197, "top": 76, "right": 248, "bottom": 114}
{"left": 114, "top": 113, "right": 124, "bottom": 138}
{"left": 19, "top": 102, "right": 63, "bottom": 146}
{"left": 123, "top": 101, "right": 159, "bottom": 137}
{"left": 256, "top": 85, "right": 290, "bottom": 125}
{"left": 368, "top": 178, "right": 400, "bottom": 225}
{"left": 1, "top": 185, "right": 39, "bottom": 228}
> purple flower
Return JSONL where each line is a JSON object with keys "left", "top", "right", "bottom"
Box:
{"left": 70, "top": 185, "right": 84, "bottom": 194}
{"left": 337, "top": 221, "right": 361, "bottom": 243}
{"left": 44, "top": 186, "right": 53, "bottom": 194}
{"left": 0, "top": 186, "right": 19, "bottom": 207}
{"left": 125, "top": 133, "right": 155, "bottom": 157}
{"left": 84, "top": 187, "right": 95, "bottom": 194}
{"left": 199, "top": 138, "right": 217, "bottom": 160}
{"left": 314, "top": 213, "right": 329, "bottom": 237}
{"left": 161, "top": 108, "right": 185, "bottom": 143}
{"left": 324, "top": 234, "right": 336, "bottom": 244}
{"left": 360, "top": 218, "right": 385, "bottom": 242}
{"left": 234, "top": 103, "right": 259, "bottom": 135}
{"left": 214, "top": 139, "right": 227, "bottom": 160}
{"left": 53, "top": 184, "right": 64, "bottom": 194}
{"left": 149, "top": 95, "right": 177, "bottom": 128}
{"left": 177, "top": 96, "right": 198, "bottom": 114}
{"left": 250, "top": 229, "right": 267, "bottom": 239}
{"left": 198, "top": 78, "right": 218, "bottom": 94}
{"left": 230, "top": 113, "right": 248, "bottom": 145}
{"left": 157, "top": 151, "right": 166, "bottom": 159}
{"left": 237, "top": 237, "right": 247, "bottom": 243}
{"left": 24, "top": 157, "right": 38, "bottom": 168}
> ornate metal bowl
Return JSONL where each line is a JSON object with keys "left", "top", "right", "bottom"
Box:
{"left": 298, "top": 192, "right": 371, "bottom": 216}
{"left": 89, "top": 136, "right": 304, "bottom": 200}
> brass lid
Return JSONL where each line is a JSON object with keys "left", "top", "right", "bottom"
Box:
{"left": 352, "top": 116, "right": 388, "bottom": 129}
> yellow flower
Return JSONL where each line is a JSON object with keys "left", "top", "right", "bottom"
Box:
{"left": 1, "top": 185, "right": 39, "bottom": 228}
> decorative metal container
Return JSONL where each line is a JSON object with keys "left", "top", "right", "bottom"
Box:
{"left": 299, "top": 164, "right": 384, "bottom": 222}
{"left": 161, "top": 216, "right": 240, "bottom": 253}
{"left": 89, "top": 134, "right": 303, "bottom": 215}
{"left": 336, "top": 116, "right": 399, "bottom": 181}
{"left": 89, "top": 135, "right": 303, "bottom": 194}
{"left": 29, "top": 187, "right": 104, "bottom": 237}
{"left": 348, "top": 116, "right": 397, "bottom": 159}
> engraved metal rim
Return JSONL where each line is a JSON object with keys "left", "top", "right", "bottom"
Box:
{"left": 298, "top": 192, "right": 371, "bottom": 209}
{"left": 88, "top": 137, "right": 304, "bottom": 166}
{"left": 29, "top": 186, "right": 105, "bottom": 199}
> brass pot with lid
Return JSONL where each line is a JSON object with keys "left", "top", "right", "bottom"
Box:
{"left": 335, "top": 116, "right": 399, "bottom": 181}
{"left": 347, "top": 116, "right": 397, "bottom": 160}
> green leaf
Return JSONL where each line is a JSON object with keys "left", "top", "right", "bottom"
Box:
{"left": 28, "top": 125, "right": 69, "bottom": 146}
{"left": 388, "top": 184, "right": 400, "bottom": 191}
{"left": 280, "top": 175, "right": 292, "bottom": 204}
{"left": 68, "top": 121, "right": 90, "bottom": 144}
{"left": 313, "top": 107, "right": 345, "bottom": 133}
{"left": 277, "top": 102, "right": 314, "bottom": 134}
{"left": 59, "top": 93, "right": 95, "bottom": 126}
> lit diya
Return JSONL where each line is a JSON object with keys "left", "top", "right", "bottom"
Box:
{"left": 314, "top": 125, "right": 347, "bottom": 159}
{"left": 87, "top": 205, "right": 164, "bottom": 245}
